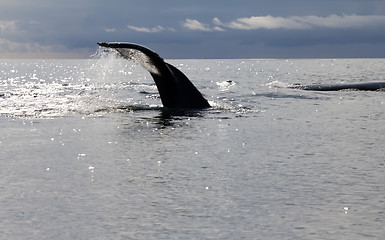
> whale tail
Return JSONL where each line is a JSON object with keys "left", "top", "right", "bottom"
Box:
{"left": 97, "top": 42, "right": 210, "bottom": 109}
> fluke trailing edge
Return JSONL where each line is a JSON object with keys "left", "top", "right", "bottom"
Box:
{"left": 97, "top": 42, "right": 210, "bottom": 109}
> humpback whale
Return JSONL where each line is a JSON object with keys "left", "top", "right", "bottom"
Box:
{"left": 289, "top": 82, "right": 385, "bottom": 91}
{"left": 97, "top": 42, "right": 210, "bottom": 109}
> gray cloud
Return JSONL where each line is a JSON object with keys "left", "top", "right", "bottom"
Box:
{"left": 127, "top": 25, "right": 166, "bottom": 33}
{"left": 182, "top": 19, "right": 224, "bottom": 32}
{"left": 227, "top": 14, "right": 385, "bottom": 30}
{"left": 187, "top": 14, "right": 385, "bottom": 31}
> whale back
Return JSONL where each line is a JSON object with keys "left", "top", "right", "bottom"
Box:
{"left": 97, "top": 42, "right": 210, "bottom": 109}
{"left": 290, "top": 82, "right": 385, "bottom": 91}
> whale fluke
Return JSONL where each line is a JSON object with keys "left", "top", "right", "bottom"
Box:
{"left": 97, "top": 42, "right": 210, "bottom": 109}
{"left": 290, "top": 82, "right": 385, "bottom": 91}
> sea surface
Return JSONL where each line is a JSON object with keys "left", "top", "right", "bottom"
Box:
{"left": 1, "top": 55, "right": 384, "bottom": 239}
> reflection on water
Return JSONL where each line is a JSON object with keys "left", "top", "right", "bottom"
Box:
{"left": 153, "top": 109, "right": 206, "bottom": 127}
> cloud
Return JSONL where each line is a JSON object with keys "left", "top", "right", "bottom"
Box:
{"left": 212, "top": 17, "right": 222, "bottom": 26}
{"left": 104, "top": 27, "right": 117, "bottom": 33}
{"left": 216, "top": 14, "right": 385, "bottom": 30}
{"left": 225, "top": 15, "right": 309, "bottom": 30}
{"left": 0, "top": 37, "right": 52, "bottom": 53}
{"left": 182, "top": 14, "right": 385, "bottom": 32}
{"left": 127, "top": 25, "right": 165, "bottom": 33}
{"left": 0, "top": 19, "right": 90, "bottom": 57}
{"left": 0, "top": 21, "right": 17, "bottom": 33}
{"left": 1, "top": 0, "right": 385, "bottom": 59}
{"left": 182, "top": 18, "right": 225, "bottom": 32}
{"left": 182, "top": 19, "right": 211, "bottom": 31}
{"left": 300, "top": 14, "right": 385, "bottom": 29}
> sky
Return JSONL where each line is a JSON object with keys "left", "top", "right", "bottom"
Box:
{"left": 1, "top": 0, "right": 385, "bottom": 58}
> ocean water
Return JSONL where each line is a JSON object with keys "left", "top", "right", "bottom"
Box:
{"left": 1, "top": 56, "right": 384, "bottom": 239}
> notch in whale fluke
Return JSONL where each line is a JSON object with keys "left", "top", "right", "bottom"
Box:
{"left": 97, "top": 42, "right": 210, "bottom": 109}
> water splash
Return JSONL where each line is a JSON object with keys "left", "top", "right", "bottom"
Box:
{"left": 0, "top": 53, "right": 160, "bottom": 118}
